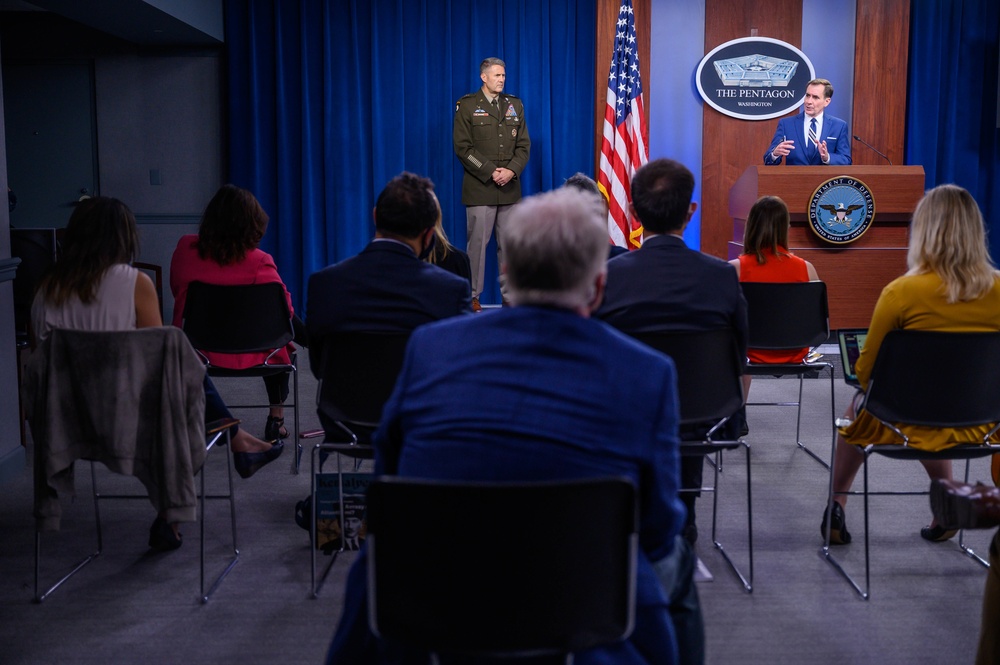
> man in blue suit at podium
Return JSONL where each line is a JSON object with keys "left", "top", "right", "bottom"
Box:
{"left": 763, "top": 78, "right": 852, "bottom": 166}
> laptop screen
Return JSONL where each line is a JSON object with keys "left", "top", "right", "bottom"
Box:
{"left": 837, "top": 329, "right": 868, "bottom": 387}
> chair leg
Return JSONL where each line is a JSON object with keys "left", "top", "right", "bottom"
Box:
{"left": 794, "top": 374, "right": 805, "bottom": 448}
{"left": 820, "top": 438, "right": 870, "bottom": 599}
{"left": 958, "top": 459, "right": 991, "bottom": 567}
{"left": 200, "top": 428, "right": 240, "bottom": 603}
{"left": 34, "top": 462, "right": 103, "bottom": 603}
{"left": 710, "top": 444, "right": 753, "bottom": 593}
{"left": 291, "top": 367, "right": 303, "bottom": 474}
{"left": 796, "top": 364, "right": 834, "bottom": 470}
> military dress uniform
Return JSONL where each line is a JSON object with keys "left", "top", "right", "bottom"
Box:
{"left": 453, "top": 89, "right": 530, "bottom": 300}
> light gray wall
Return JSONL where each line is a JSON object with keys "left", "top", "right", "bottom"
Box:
{"left": 96, "top": 54, "right": 222, "bottom": 215}
{"left": 93, "top": 52, "right": 224, "bottom": 322}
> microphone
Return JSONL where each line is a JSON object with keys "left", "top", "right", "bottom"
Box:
{"left": 853, "top": 135, "right": 893, "bottom": 165}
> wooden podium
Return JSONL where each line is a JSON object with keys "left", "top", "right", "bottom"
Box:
{"left": 728, "top": 165, "right": 925, "bottom": 329}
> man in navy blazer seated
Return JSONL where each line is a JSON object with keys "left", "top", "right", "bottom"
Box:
{"left": 597, "top": 158, "right": 747, "bottom": 553}
{"left": 763, "top": 78, "right": 852, "bottom": 166}
{"left": 325, "top": 187, "right": 701, "bottom": 665}
{"left": 305, "top": 171, "right": 472, "bottom": 376}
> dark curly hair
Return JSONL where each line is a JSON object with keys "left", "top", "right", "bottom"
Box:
{"left": 196, "top": 184, "right": 269, "bottom": 265}
{"left": 37, "top": 197, "right": 139, "bottom": 306}
{"left": 375, "top": 172, "right": 439, "bottom": 239}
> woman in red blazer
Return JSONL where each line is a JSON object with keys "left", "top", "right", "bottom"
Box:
{"left": 171, "top": 185, "right": 298, "bottom": 442}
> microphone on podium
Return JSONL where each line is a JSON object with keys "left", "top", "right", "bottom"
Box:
{"left": 852, "top": 135, "right": 893, "bottom": 165}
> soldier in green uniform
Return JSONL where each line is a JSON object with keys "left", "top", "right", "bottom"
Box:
{"left": 453, "top": 57, "right": 531, "bottom": 310}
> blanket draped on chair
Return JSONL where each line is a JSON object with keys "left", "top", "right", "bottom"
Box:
{"left": 23, "top": 327, "right": 207, "bottom": 531}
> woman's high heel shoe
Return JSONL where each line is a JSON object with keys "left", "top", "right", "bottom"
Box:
{"left": 265, "top": 416, "right": 289, "bottom": 440}
{"left": 233, "top": 440, "right": 284, "bottom": 479}
{"left": 820, "top": 502, "right": 852, "bottom": 545}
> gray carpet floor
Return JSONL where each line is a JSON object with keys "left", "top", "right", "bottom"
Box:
{"left": 0, "top": 346, "right": 993, "bottom": 664}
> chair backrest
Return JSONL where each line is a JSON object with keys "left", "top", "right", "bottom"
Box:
{"left": 741, "top": 281, "right": 829, "bottom": 350}
{"left": 630, "top": 328, "right": 744, "bottom": 427}
{"left": 10, "top": 227, "right": 59, "bottom": 339}
{"left": 181, "top": 281, "right": 293, "bottom": 355}
{"left": 316, "top": 331, "right": 411, "bottom": 427}
{"left": 865, "top": 330, "right": 1000, "bottom": 428}
{"left": 366, "top": 476, "right": 638, "bottom": 658}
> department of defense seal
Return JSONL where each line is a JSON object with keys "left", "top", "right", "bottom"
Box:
{"left": 807, "top": 176, "right": 876, "bottom": 244}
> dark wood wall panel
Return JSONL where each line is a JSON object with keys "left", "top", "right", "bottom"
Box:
{"left": 852, "top": 0, "right": 909, "bottom": 166}
{"left": 594, "top": 0, "right": 651, "bottom": 177}
{"left": 701, "top": 0, "right": 802, "bottom": 259}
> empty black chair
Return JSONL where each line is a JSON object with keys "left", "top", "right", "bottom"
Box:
{"left": 631, "top": 328, "right": 753, "bottom": 592}
{"left": 307, "top": 331, "right": 411, "bottom": 595}
{"left": 741, "top": 281, "right": 836, "bottom": 468}
{"left": 822, "top": 330, "right": 1000, "bottom": 600}
{"left": 366, "top": 476, "right": 638, "bottom": 662}
{"left": 180, "top": 281, "right": 300, "bottom": 471}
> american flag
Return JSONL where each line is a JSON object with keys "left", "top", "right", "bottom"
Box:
{"left": 598, "top": 0, "right": 648, "bottom": 250}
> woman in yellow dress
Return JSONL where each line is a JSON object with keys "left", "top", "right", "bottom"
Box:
{"left": 825, "top": 184, "right": 1000, "bottom": 545}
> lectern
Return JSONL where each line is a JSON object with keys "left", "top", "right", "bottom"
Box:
{"left": 728, "top": 165, "right": 925, "bottom": 329}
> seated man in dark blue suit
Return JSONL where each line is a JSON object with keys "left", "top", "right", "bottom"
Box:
{"left": 597, "top": 158, "right": 748, "bottom": 549}
{"left": 326, "top": 187, "right": 702, "bottom": 665}
{"left": 305, "top": 171, "right": 473, "bottom": 375}
{"left": 763, "top": 78, "right": 852, "bottom": 166}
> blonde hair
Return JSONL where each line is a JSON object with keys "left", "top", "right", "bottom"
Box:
{"left": 906, "top": 184, "right": 998, "bottom": 303}
{"left": 742, "top": 195, "right": 790, "bottom": 264}
{"left": 427, "top": 220, "right": 453, "bottom": 265}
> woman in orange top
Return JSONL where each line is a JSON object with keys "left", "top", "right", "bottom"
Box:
{"left": 729, "top": 196, "right": 820, "bottom": 396}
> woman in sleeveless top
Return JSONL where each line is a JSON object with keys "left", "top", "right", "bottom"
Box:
{"left": 31, "top": 197, "right": 282, "bottom": 552}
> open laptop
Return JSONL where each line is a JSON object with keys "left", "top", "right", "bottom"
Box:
{"left": 837, "top": 328, "right": 868, "bottom": 388}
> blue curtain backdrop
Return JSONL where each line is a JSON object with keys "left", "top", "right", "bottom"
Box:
{"left": 224, "top": 0, "right": 597, "bottom": 311}
{"left": 907, "top": 0, "right": 1000, "bottom": 259}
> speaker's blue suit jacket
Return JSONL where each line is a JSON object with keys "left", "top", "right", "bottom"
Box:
{"left": 326, "top": 306, "right": 688, "bottom": 665}
{"left": 763, "top": 112, "right": 852, "bottom": 166}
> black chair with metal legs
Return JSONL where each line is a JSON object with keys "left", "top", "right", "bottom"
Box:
{"left": 25, "top": 328, "right": 241, "bottom": 603}
{"left": 181, "top": 281, "right": 301, "bottom": 472}
{"left": 366, "top": 476, "right": 638, "bottom": 663}
{"left": 307, "top": 331, "right": 411, "bottom": 597}
{"left": 822, "top": 330, "right": 1000, "bottom": 600}
{"left": 741, "top": 281, "right": 836, "bottom": 468}
{"left": 631, "top": 328, "right": 753, "bottom": 592}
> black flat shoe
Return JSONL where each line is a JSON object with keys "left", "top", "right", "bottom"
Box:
{"left": 920, "top": 524, "right": 958, "bottom": 542}
{"left": 821, "top": 502, "right": 852, "bottom": 545}
{"left": 149, "top": 516, "right": 182, "bottom": 551}
{"left": 265, "top": 416, "right": 289, "bottom": 440}
{"left": 234, "top": 440, "right": 284, "bottom": 479}
{"left": 295, "top": 495, "right": 312, "bottom": 531}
